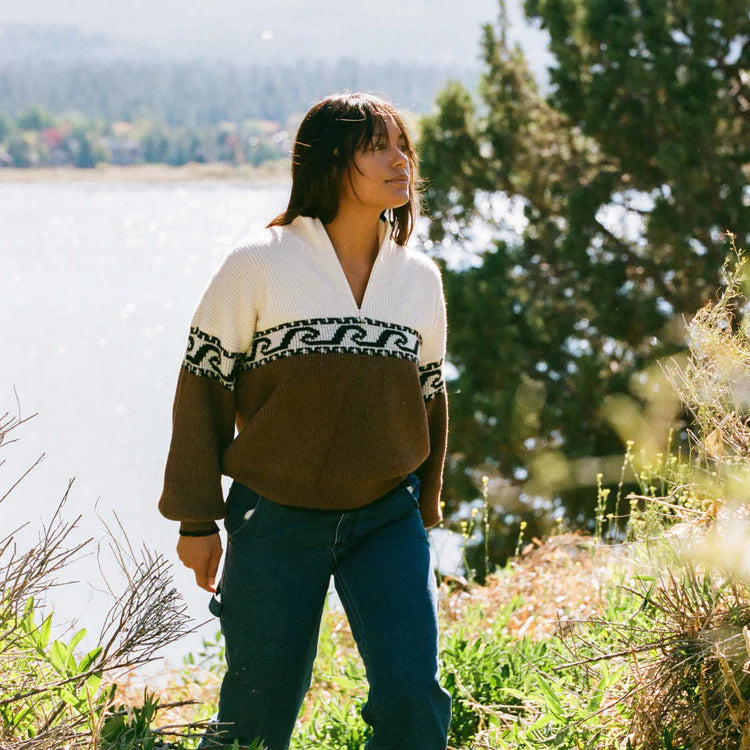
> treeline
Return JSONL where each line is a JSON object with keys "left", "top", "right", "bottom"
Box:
{"left": 0, "top": 58, "right": 476, "bottom": 127}
{"left": 0, "top": 106, "right": 289, "bottom": 168}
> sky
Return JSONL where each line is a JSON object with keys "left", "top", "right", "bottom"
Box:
{"left": 0, "top": 0, "right": 552, "bottom": 74}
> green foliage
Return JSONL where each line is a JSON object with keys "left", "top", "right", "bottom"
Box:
{"left": 100, "top": 691, "right": 162, "bottom": 749}
{"left": 419, "top": 0, "right": 750, "bottom": 539}
{"left": 1, "top": 409, "right": 199, "bottom": 749}
{"left": 290, "top": 601, "right": 369, "bottom": 749}
{"left": 69, "top": 124, "right": 103, "bottom": 167}
{"left": 292, "top": 698, "right": 370, "bottom": 750}
{"left": 16, "top": 105, "right": 54, "bottom": 130}
{"left": 436, "top": 591, "right": 631, "bottom": 749}
{"left": 454, "top": 474, "right": 496, "bottom": 584}
{"left": 419, "top": 81, "right": 489, "bottom": 237}
{"left": 0, "top": 597, "right": 113, "bottom": 741}
{"left": 142, "top": 124, "right": 171, "bottom": 163}
{"left": 441, "top": 627, "right": 532, "bottom": 743}
{"left": 0, "top": 602, "right": 202, "bottom": 748}
{"left": 0, "top": 111, "right": 13, "bottom": 140}
{"left": 6, "top": 131, "right": 34, "bottom": 166}
{"left": 182, "top": 629, "right": 226, "bottom": 677}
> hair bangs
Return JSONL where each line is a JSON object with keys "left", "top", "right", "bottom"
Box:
{"left": 341, "top": 106, "right": 387, "bottom": 158}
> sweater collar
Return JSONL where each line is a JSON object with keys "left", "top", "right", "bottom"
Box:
{"left": 286, "top": 214, "right": 391, "bottom": 255}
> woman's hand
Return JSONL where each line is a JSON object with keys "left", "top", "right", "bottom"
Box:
{"left": 177, "top": 534, "right": 223, "bottom": 593}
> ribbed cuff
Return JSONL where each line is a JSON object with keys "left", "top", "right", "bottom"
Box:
{"left": 179, "top": 520, "right": 220, "bottom": 536}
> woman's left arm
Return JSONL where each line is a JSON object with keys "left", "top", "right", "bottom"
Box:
{"left": 416, "top": 265, "right": 449, "bottom": 528}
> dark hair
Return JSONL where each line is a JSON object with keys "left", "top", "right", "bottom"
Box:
{"left": 267, "top": 92, "right": 421, "bottom": 246}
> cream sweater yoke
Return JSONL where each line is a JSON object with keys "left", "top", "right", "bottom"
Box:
{"left": 193, "top": 214, "right": 447, "bottom": 377}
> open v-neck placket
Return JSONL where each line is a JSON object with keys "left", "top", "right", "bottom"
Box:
{"left": 296, "top": 216, "right": 390, "bottom": 321}
{"left": 329, "top": 241, "right": 387, "bottom": 320}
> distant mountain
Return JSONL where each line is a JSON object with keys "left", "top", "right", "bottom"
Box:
{"left": 0, "top": 1, "right": 553, "bottom": 76}
{"left": 0, "top": 23, "right": 159, "bottom": 63}
{"left": 0, "top": 5, "right": 498, "bottom": 67}
{"left": 0, "top": 56, "right": 483, "bottom": 124}
{"left": 131, "top": 0, "right": 500, "bottom": 67}
{"left": 0, "top": 10, "right": 552, "bottom": 123}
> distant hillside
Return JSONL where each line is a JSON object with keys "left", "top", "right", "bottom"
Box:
{"left": 0, "top": 2, "right": 499, "bottom": 65}
{"left": 0, "top": 57, "right": 479, "bottom": 125}
{"left": 0, "top": 23, "right": 157, "bottom": 62}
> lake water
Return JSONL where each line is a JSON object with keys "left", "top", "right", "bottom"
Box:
{"left": 0, "top": 180, "right": 461, "bottom": 675}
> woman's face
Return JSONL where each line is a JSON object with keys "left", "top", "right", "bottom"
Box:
{"left": 340, "top": 115, "right": 411, "bottom": 213}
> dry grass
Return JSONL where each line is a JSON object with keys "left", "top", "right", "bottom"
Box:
{"left": 440, "top": 532, "right": 633, "bottom": 641}
{"left": 104, "top": 665, "right": 221, "bottom": 735}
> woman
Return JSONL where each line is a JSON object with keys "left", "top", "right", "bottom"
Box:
{"left": 158, "top": 92, "right": 451, "bottom": 750}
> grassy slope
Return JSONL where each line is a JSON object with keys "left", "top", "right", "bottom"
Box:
{"left": 118, "top": 531, "right": 640, "bottom": 749}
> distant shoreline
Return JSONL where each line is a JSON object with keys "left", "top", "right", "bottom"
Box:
{"left": 0, "top": 161, "right": 291, "bottom": 183}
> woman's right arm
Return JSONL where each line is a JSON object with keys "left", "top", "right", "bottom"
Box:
{"left": 158, "top": 246, "right": 260, "bottom": 537}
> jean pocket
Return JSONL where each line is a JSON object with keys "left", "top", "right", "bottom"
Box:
{"left": 224, "top": 481, "right": 264, "bottom": 539}
{"left": 403, "top": 472, "right": 421, "bottom": 504}
{"left": 208, "top": 580, "right": 222, "bottom": 617}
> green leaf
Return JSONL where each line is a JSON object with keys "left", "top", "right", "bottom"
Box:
{"left": 85, "top": 672, "right": 103, "bottom": 694}
{"left": 38, "top": 614, "right": 52, "bottom": 650}
{"left": 48, "top": 640, "right": 69, "bottom": 673}
{"left": 535, "top": 673, "right": 564, "bottom": 718}
{"left": 64, "top": 629, "right": 86, "bottom": 669}
{"left": 11, "top": 705, "right": 32, "bottom": 729}
{"left": 59, "top": 688, "right": 81, "bottom": 708}
{"left": 68, "top": 628, "right": 87, "bottom": 653}
{"left": 527, "top": 711, "right": 556, "bottom": 731}
{"left": 20, "top": 598, "right": 36, "bottom": 636}
{"left": 100, "top": 713, "right": 127, "bottom": 742}
{"left": 500, "top": 686, "right": 529, "bottom": 701}
{"left": 78, "top": 646, "right": 102, "bottom": 672}
{"left": 587, "top": 672, "right": 612, "bottom": 714}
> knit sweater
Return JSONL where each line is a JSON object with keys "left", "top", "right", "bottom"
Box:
{"left": 158, "top": 214, "right": 448, "bottom": 534}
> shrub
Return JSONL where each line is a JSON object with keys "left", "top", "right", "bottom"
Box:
{"left": 0, "top": 409, "right": 200, "bottom": 749}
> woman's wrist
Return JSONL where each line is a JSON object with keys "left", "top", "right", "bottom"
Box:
{"left": 179, "top": 520, "right": 220, "bottom": 536}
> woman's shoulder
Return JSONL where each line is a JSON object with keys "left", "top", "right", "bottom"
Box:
{"left": 394, "top": 242, "right": 444, "bottom": 287}
{"left": 222, "top": 225, "right": 293, "bottom": 267}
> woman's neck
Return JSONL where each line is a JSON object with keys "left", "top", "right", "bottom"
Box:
{"left": 323, "top": 204, "right": 382, "bottom": 263}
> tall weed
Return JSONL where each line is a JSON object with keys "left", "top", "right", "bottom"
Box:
{"left": 0, "top": 409, "right": 199, "bottom": 749}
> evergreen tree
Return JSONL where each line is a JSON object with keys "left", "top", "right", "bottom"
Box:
{"left": 419, "top": 1, "right": 750, "bottom": 537}
{"left": 0, "top": 112, "right": 13, "bottom": 141}
{"left": 6, "top": 132, "right": 32, "bottom": 166}
{"left": 142, "top": 124, "right": 170, "bottom": 163}
{"left": 70, "top": 125, "right": 96, "bottom": 168}
{"left": 16, "top": 105, "right": 53, "bottom": 130}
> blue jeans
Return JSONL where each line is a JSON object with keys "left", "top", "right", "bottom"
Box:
{"left": 199, "top": 472, "right": 451, "bottom": 750}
